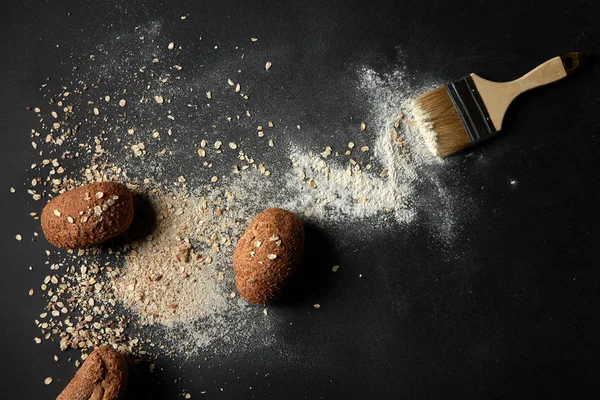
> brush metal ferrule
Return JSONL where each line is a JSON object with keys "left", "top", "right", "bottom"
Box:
{"left": 445, "top": 76, "right": 497, "bottom": 144}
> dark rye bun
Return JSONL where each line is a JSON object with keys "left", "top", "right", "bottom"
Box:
{"left": 57, "top": 346, "right": 128, "bottom": 400}
{"left": 233, "top": 208, "right": 304, "bottom": 304}
{"left": 41, "top": 182, "right": 134, "bottom": 249}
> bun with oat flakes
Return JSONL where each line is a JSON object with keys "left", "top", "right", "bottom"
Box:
{"left": 233, "top": 208, "right": 304, "bottom": 304}
{"left": 41, "top": 182, "right": 134, "bottom": 249}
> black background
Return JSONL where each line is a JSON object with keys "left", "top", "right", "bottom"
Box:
{"left": 1, "top": 0, "right": 599, "bottom": 399}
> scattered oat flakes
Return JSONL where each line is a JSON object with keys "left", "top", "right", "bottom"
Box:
{"left": 267, "top": 254, "right": 277, "bottom": 260}
{"left": 332, "top": 265, "right": 340, "bottom": 272}
{"left": 155, "top": 95, "right": 164, "bottom": 104}
{"left": 360, "top": 121, "right": 366, "bottom": 131}
{"left": 44, "top": 377, "right": 53, "bottom": 385}
{"left": 15, "top": 234, "right": 22, "bottom": 241}
{"left": 119, "top": 99, "right": 126, "bottom": 107}
{"left": 168, "top": 42, "right": 175, "bottom": 50}
{"left": 313, "top": 304, "right": 321, "bottom": 309}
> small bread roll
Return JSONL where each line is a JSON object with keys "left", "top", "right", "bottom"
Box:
{"left": 57, "top": 347, "right": 128, "bottom": 400}
{"left": 233, "top": 208, "right": 304, "bottom": 304}
{"left": 41, "top": 182, "right": 134, "bottom": 249}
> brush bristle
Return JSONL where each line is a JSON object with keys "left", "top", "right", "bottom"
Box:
{"left": 413, "top": 86, "right": 471, "bottom": 157}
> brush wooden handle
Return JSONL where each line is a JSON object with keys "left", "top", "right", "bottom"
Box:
{"left": 470, "top": 53, "right": 582, "bottom": 131}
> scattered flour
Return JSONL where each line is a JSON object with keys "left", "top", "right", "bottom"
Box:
{"left": 112, "top": 184, "right": 273, "bottom": 355}
{"left": 24, "top": 19, "right": 460, "bottom": 363}
{"left": 278, "top": 67, "right": 450, "bottom": 234}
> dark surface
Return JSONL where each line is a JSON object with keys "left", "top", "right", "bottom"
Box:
{"left": 1, "top": 0, "right": 599, "bottom": 399}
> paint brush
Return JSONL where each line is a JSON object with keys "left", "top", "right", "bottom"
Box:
{"left": 413, "top": 53, "right": 583, "bottom": 157}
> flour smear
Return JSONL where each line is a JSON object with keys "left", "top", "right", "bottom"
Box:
{"left": 272, "top": 67, "right": 455, "bottom": 241}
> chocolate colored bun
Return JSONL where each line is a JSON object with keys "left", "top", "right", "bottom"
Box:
{"left": 234, "top": 208, "right": 304, "bottom": 304}
{"left": 41, "top": 182, "right": 134, "bottom": 249}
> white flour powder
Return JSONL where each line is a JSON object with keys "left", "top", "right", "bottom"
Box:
{"left": 277, "top": 68, "right": 447, "bottom": 230}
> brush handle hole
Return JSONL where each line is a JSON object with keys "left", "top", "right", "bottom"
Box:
{"left": 561, "top": 52, "right": 583, "bottom": 74}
